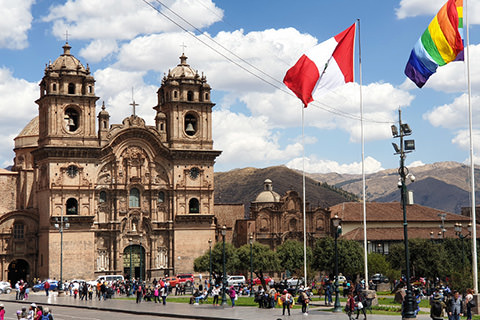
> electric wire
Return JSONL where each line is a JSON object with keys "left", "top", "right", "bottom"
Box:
{"left": 142, "top": 0, "right": 395, "bottom": 125}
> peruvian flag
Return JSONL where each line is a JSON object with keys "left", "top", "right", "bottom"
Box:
{"left": 283, "top": 23, "right": 356, "bottom": 106}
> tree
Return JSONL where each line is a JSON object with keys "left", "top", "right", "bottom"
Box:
{"left": 312, "top": 237, "right": 364, "bottom": 280}
{"left": 368, "top": 252, "right": 391, "bottom": 276}
{"left": 236, "top": 242, "right": 280, "bottom": 274}
{"left": 276, "top": 240, "right": 312, "bottom": 277}
{"left": 193, "top": 242, "right": 239, "bottom": 275}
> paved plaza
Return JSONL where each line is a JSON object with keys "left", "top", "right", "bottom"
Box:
{"left": 0, "top": 291, "right": 435, "bottom": 320}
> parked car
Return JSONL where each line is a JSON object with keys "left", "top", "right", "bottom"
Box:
{"left": 176, "top": 274, "right": 194, "bottom": 285}
{"left": 32, "top": 280, "right": 58, "bottom": 292}
{"left": 164, "top": 277, "right": 179, "bottom": 287}
{"left": 286, "top": 277, "right": 304, "bottom": 286}
{"left": 371, "top": 273, "right": 389, "bottom": 284}
{"left": 0, "top": 281, "right": 12, "bottom": 294}
{"left": 227, "top": 275, "right": 246, "bottom": 286}
{"left": 253, "top": 276, "right": 272, "bottom": 285}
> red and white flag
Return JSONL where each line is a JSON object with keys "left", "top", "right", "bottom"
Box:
{"left": 283, "top": 23, "right": 356, "bottom": 106}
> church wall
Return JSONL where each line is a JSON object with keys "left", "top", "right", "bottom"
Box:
{"left": 174, "top": 223, "right": 215, "bottom": 274}
{"left": 48, "top": 230, "right": 95, "bottom": 280}
{"left": 0, "top": 172, "right": 17, "bottom": 213}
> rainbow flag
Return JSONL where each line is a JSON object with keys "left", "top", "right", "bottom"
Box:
{"left": 405, "top": 0, "right": 463, "bottom": 88}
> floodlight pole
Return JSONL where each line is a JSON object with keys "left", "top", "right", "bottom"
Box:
{"left": 393, "top": 109, "right": 416, "bottom": 319}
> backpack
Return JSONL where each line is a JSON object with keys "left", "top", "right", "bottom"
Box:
{"left": 41, "top": 314, "right": 52, "bottom": 320}
{"left": 431, "top": 301, "right": 442, "bottom": 317}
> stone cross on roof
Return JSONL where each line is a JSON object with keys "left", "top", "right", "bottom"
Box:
{"left": 130, "top": 87, "right": 139, "bottom": 116}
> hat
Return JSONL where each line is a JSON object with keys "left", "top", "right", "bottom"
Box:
{"left": 31, "top": 303, "right": 37, "bottom": 308}
{"left": 0, "top": 304, "right": 4, "bottom": 308}
{"left": 434, "top": 293, "right": 442, "bottom": 300}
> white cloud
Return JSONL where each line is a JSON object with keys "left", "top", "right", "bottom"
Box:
{"left": 0, "top": 0, "right": 34, "bottom": 49}
{"left": 286, "top": 155, "right": 384, "bottom": 174}
{"left": 451, "top": 129, "right": 480, "bottom": 151}
{"left": 408, "top": 160, "right": 425, "bottom": 167}
{"left": 423, "top": 93, "right": 480, "bottom": 129}
{"left": 94, "top": 67, "right": 158, "bottom": 125}
{"left": 396, "top": 0, "right": 480, "bottom": 23}
{"left": 212, "top": 109, "right": 303, "bottom": 168}
{"left": 0, "top": 67, "right": 38, "bottom": 168}
{"left": 43, "top": 0, "right": 223, "bottom": 57}
{"left": 79, "top": 39, "right": 118, "bottom": 63}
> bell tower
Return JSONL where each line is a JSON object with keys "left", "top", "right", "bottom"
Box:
{"left": 36, "top": 42, "right": 99, "bottom": 147}
{"left": 154, "top": 54, "right": 213, "bottom": 149}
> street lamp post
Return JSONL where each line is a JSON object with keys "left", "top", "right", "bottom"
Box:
{"left": 208, "top": 239, "right": 212, "bottom": 288}
{"left": 221, "top": 225, "right": 227, "bottom": 306}
{"left": 54, "top": 208, "right": 70, "bottom": 295}
{"left": 249, "top": 234, "right": 254, "bottom": 297}
{"left": 455, "top": 222, "right": 472, "bottom": 268}
{"left": 391, "top": 109, "right": 417, "bottom": 319}
{"left": 332, "top": 214, "right": 343, "bottom": 313}
{"left": 129, "top": 238, "right": 133, "bottom": 282}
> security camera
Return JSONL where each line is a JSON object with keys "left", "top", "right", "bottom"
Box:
{"left": 397, "top": 178, "right": 402, "bottom": 188}
{"left": 409, "top": 174, "right": 416, "bottom": 182}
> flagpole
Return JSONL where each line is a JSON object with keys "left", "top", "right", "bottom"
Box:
{"left": 465, "top": 0, "right": 478, "bottom": 294}
{"left": 301, "top": 103, "right": 308, "bottom": 285}
{"left": 356, "top": 18, "right": 369, "bottom": 289}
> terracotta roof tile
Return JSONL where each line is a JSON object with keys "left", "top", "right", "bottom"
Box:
{"left": 342, "top": 226, "right": 479, "bottom": 241}
{"left": 330, "top": 202, "right": 470, "bottom": 222}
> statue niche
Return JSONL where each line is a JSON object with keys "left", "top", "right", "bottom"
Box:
{"left": 122, "top": 146, "right": 146, "bottom": 183}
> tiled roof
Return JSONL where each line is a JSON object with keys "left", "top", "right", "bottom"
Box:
{"left": 342, "top": 226, "right": 479, "bottom": 241}
{"left": 329, "top": 202, "right": 470, "bottom": 222}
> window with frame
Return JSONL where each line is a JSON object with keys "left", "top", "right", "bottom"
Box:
{"left": 189, "top": 198, "right": 199, "bottom": 214}
{"left": 158, "top": 191, "right": 165, "bottom": 204}
{"left": 99, "top": 191, "right": 107, "bottom": 203}
{"left": 13, "top": 224, "right": 24, "bottom": 239}
{"left": 129, "top": 188, "right": 140, "bottom": 207}
{"left": 66, "top": 198, "right": 78, "bottom": 215}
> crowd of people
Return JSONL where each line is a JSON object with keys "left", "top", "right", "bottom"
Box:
{"left": 428, "top": 288, "right": 475, "bottom": 320}
{"left": 2, "top": 303, "right": 54, "bottom": 320}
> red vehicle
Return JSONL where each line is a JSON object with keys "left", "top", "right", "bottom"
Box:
{"left": 253, "top": 276, "right": 272, "bottom": 285}
{"left": 164, "top": 276, "right": 179, "bottom": 287}
{"left": 176, "top": 274, "right": 194, "bottom": 284}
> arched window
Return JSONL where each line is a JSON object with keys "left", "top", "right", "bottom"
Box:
{"left": 129, "top": 188, "right": 140, "bottom": 207}
{"left": 99, "top": 191, "right": 107, "bottom": 203}
{"left": 66, "top": 198, "right": 78, "bottom": 215}
{"left": 189, "top": 198, "right": 199, "bottom": 214}
{"left": 64, "top": 108, "right": 79, "bottom": 132}
{"left": 158, "top": 191, "right": 165, "bottom": 203}
{"left": 173, "top": 91, "right": 178, "bottom": 98}
{"left": 88, "top": 85, "right": 93, "bottom": 93}
{"left": 68, "top": 83, "right": 75, "bottom": 94}
{"left": 184, "top": 113, "right": 197, "bottom": 136}
{"left": 205, "top": 93, "right": 209, "bottom": 100}
{"left": 52, "top": 83, "right": 57, "bottom": 91}
{"left": 187, "top": 91, "right": 194, "bottom": 101}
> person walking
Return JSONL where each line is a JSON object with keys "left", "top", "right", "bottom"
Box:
{"left": 136, "top": 283, "right": 143, "bottom": 304}
{"left": 280, "top": 289, "right": 292, "bottom": 316}
{"left": 346, "top": 292, "right": 355, "bottom": 320}
{"left": 161, "top": 284, "right": 168, "bottom": 305}
{"left": 228, "top": 286, "right": 236, "bottom": 307}
{"left": 465, "top": 288, "right": 474, "bottom": 320}
{"left": 447, "top": 291, "right": 463, "bottom": 320}
{"left": 153, "top": 285, "right": 160, "bottom": 303}
{"left": 212, "top": 285, "right": 220, "bottom": 306}
{"left": 43, "top": 281, "right": 50, "bottom": 297}
{"left": 0, "top": 304, "right": 4, "bottom": 320}
{"left": 430, "top": 293, "right": 446, "bottom": 320}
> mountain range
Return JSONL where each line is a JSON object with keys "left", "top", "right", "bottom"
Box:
{"left": 214, "top": 161, "right": 480, "bottom": 215}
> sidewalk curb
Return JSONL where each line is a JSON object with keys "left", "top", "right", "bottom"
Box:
{"left": 0, "top": 298, "right": 242, "bottom": 320}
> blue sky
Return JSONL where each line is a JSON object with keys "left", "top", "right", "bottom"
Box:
{"left": 1, "top": 0, "right": 480, "bottom": 174}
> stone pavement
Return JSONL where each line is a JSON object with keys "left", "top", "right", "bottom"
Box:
{"left": 0, "top": 292, "right": 433, "bottom": 320}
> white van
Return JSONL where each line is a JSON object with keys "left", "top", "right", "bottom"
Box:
{"left": 91, "top": 275, "right": 124, "bottom": 285}
{"left": 227, "top": 275, "right": 246, "bottom": 286}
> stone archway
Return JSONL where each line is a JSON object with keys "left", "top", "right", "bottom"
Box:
{"left": 123, "top": 245, "right": 145, "bottom": 281}
{"left": 8, "top": 259, "right": 29, "bottom": 285}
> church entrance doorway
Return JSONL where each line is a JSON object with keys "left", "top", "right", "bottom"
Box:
{"left": 123, "top": 245, "right": 145, "bottom": 281}
{"left": 8, "top": 259, "right": 29, "bottom": 285}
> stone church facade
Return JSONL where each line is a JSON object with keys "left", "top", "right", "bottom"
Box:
{"left": 237, "top": 179, "right": 331, "bottom": 249}
{"left": 0, "top": 43, "right": 220, "bottom": 283}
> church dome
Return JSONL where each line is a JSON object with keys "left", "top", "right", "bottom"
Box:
{"left": 254, "top": 179, "right": 281, "bottom": 203}
{"left": 170, "top": 54, "right": 198, "bottom": 79}
{"left": 47, "top": 43, "right": 89, "bottom": 75}
{"left": 14, "top": 116, "right": 39, "bottom": 148}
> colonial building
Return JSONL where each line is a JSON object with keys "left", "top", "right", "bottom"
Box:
{"left": 237, "top": 179, "right": 331, "bottom": 249}
{"left": 332, "top": 202, "right": 475, "bottom": 254}
{"left": 0, "top": 43, "right": 221, "bottom": 283}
